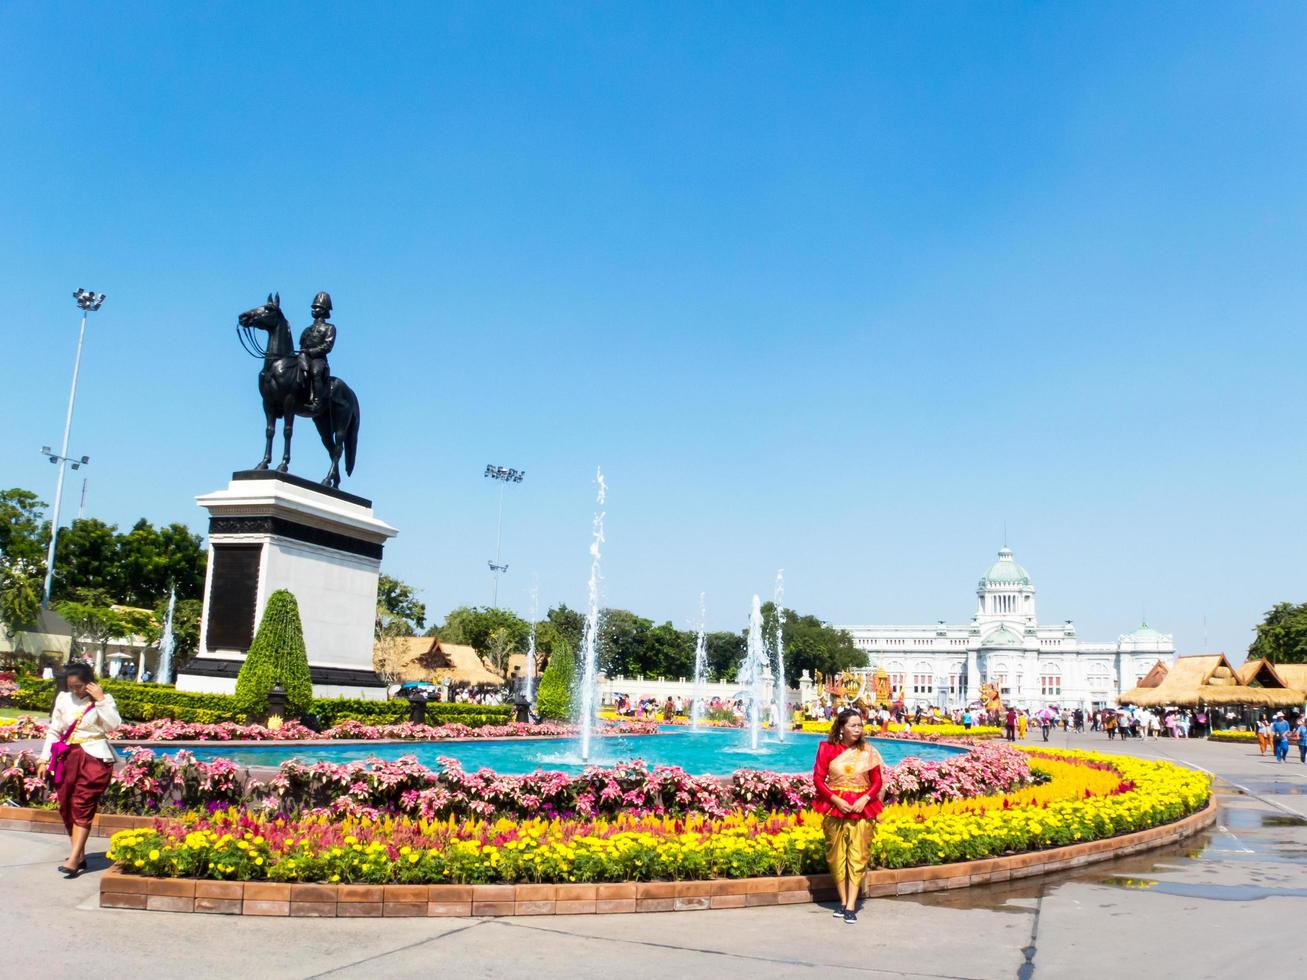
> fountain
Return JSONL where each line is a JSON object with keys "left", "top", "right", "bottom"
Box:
{"left": 690, "top": 593, "right": 707, "bottom": 731}
{"left": 577, "top": 466, "right": 606, "bottom": 763}
{"left": 740, "top": 594, "right": 767, "bottom": 750}
{"left": 524, "top": 583, "right": 538, "bottom": 701}
{"left": 156, "top": 586, "right": 176, "bottom": 684}
{"left": 772, "top": 570, "right": 786, "bottom": 741}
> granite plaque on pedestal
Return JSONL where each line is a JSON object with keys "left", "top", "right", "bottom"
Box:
{"left": 177, "top": 471, "right": 399, "bottom": 700}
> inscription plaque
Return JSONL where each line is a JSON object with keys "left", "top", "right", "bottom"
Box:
{"left": 205, "top": 543, "right": 262, "bottom": 651}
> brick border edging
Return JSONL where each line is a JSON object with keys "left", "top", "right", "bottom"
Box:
{"left": 0, "top": 797, "right": 1215, "bottom": 917}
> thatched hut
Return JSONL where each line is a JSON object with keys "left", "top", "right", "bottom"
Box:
{"left": 1269, "top": 663, "right": 1307, "bottom": 699}
{"left": 373, "top": 636, "right": 506, "bottom": 687}
{"left": 1119, "top": 654, "right": 1303, "bottom": 711}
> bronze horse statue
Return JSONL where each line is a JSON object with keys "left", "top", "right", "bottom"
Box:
{"left": 236, "top": 294, "right": 360, "bottom": 488}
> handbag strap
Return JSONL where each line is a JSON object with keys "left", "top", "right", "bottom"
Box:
{"left": 60, "top": 701, "right": 97, "bottom": 742}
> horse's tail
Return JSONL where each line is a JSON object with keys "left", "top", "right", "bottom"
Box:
{"left": 345, "top": 388, "right": 360, "bottom": 476}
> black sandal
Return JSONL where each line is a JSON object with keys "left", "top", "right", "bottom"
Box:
{"left": 58, "top": 860, "right": 88, "bottom": 877}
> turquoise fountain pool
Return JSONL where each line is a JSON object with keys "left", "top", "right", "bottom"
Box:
{"left": 158, "top": 727, "right": 966, "bottom": 776}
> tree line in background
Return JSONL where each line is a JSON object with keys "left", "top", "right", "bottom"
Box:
{"left": 374, "top": 593, "right": 869, "bottom": 686}
{"left": 0, "top": 487, "right": 206, "bottom": 669}
{"left": 1248, "top": 602, "right": 1307, "bottom": 664}
{"left": 28, "top": 482, "right": 1307, "bottom": 683}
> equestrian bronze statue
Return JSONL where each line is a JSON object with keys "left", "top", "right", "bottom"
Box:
{"left": 236, "top": 292, "right": 360, "bottom": 488}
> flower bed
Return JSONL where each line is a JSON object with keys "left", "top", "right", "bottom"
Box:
{"left": 1207, "top": 730, "right": 1256, "bottom": 743}
{"left": 0, "top": 741, "right": 1034, "bottom": 819}
{"left": 0, "top": 715, "right": 660, "bottom": 744}
{"left": 0, "top": 715, "right": 46, "bottom": 743}
{"left": 97, "top": 748, "right": 1208, "bottom": 886}
{"left": 798, "top": 720, "right": 1004, "bottom": 739}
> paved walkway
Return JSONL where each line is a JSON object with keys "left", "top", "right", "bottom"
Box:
{"left": 1, "top": 732, "right": 1302, "bottom": 979}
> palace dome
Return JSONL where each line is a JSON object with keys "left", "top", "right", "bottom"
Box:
{"left": 980, "top": 547, "right": 1031, "bottom": 586}
{"left": 1126, "top": 622, "right": 1165, "bottom": 640}
{"left": 981, "top": 625, "right": 1024, "bottom": 648}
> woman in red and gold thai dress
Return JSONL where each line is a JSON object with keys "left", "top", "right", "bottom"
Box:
{"left": 812, "top": 707, "right": 885, "bottom": 923}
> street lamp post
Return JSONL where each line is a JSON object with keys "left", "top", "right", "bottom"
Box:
{"left": 484, "top": 464, "right": 524, "bottom": 607}
{"left": 41, "top": 288, "right": 105, "bottom": 608}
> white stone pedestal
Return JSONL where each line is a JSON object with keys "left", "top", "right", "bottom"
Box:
{"left": 177, "top": 471, "right": 398, "bottom": 700}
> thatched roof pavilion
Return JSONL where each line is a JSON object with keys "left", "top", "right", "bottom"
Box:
{"left": 374, "top": 636, "right": 506, "bottom": 686}
{"left": 1119, "top": 654, "right": 1304, "bottom": 709}
{"left": 1270, "top": 663, "right": 1307, "bottom": 698}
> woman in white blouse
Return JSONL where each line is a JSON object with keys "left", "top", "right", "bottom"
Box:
{"left": 36, "top": 662, "right": 121, "bottom": 877}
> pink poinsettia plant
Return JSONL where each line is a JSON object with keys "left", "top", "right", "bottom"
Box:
{"left": 0, "top": 741, "right": 1035, "bottom": 820}
{"left": 107, "top": 718, "right": 659, "bottom": 743}
{"left": 0, "top": 716, "right": 47, "bottom": 743}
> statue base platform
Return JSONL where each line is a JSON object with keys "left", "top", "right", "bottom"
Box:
{"left": 177, "top": 471, "right": 398, "bottom": 701}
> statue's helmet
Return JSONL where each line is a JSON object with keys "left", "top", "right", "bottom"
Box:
{"left": 312, "top": 291, "right": 333, "bottom": 314}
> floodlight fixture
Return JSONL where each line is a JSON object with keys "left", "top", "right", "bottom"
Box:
{"left": 42, "top": 287, "right": 106, "bottom": 607}
{"left": 73, "top": 287, "right": 106, "bottom": 312}
{"left": 484, "top": 463, "right": 526, "bottom": 606}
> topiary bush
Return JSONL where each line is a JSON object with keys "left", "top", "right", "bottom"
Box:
{"left": 535, "top": 640, "right": 576, "bottom": 721}
{"left": 234, "top": 589, "right": 313, "bottom": 719}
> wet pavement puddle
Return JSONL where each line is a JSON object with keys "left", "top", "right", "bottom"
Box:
{"left": 1098, "top": 876, "right": 1307, "bottom": 901}
{"left": 893, "top": 791, "right": 1307, "bottom": 915}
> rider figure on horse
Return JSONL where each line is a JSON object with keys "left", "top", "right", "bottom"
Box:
{"left": 299, "top": 291, "right": 335, "bottom": 415}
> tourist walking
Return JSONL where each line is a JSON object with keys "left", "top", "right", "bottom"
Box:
{"left": 1296, "top": 716, "right": 1307, "bottom": 764}
{"left": 36, "top": 662, "right": 121, "bottom": 877}
{"left": 812, "top": 708, "right": 885, "bottom": 924}
{"left": 1005, "top": 707, "right": 1017, "bottom": 741}
{"left": 1256, "top": 716, "right": 1271, "bottom": 756}
{"left": 1271, "top": 713, "right": 1291, "bottom": 762}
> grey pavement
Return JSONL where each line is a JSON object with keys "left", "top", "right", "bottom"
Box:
{"left": 1, "top": 731, "right": 1302, "bottom": 980}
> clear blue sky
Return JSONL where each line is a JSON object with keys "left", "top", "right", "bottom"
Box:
{"left": 2, "top": 3, "right": 1305, "bottom": 660}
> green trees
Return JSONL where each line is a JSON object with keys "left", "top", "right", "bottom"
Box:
{"left": 115, "top": 520, "right": 207, "bottom": 607}
{"left": 53, "top": 517, "right": 206, "bottom": 607}
{"left": 1, "top": 489, "right": 49, "bottom": 641}
{"left": 535, "top": 640, "right": 576, "bottom": 720}
{"left": 433, "top": 605, "right": 531, "bottom": 651}
{"left": 409, "top": 600, "right": 867, "bottom": 687}
{"left": 1249, "top": 602, "right": 1307, "bottom": 664}
{"left": 234, "top": 590, "right": 313, "bottom": 718}
{"left": 761, "top": 602, "right": 867, "bottom": 685}
{"left": 377, "top": 574, "right": 427, "bottom": 632}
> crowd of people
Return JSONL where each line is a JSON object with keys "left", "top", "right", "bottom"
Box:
{"left": 1255, "top": 712, "right": 1307, "bottom": 762}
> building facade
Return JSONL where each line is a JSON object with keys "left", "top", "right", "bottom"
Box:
{"left": 836, "top": 547, "right": 1174, "bottom": 711}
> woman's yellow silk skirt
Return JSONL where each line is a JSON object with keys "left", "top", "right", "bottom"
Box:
{"left": 822, "top": 815, "right": 874, "bottom": 881}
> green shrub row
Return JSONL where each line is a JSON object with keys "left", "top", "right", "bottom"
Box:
{"left": 13, "top": 680, "right": 512, "bottom": 729}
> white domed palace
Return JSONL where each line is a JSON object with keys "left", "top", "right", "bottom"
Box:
{"left": 836, "top": 547, "right": 1175, "bottom": 711}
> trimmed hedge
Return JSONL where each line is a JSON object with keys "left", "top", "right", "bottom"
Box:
{"left": 13, "top": 680, "right": 512, "bottom": 729}
{"left": 312, "top": 698, "right": 511, "bottom": 728}
{"left": 234, "top": 590, "right": 313, "bottom": 719}
{"left": 12, "top": 681, "right": 240, "bottom": 725}
{"left": 536, "top": 640, "right": 575, "bottom": 721}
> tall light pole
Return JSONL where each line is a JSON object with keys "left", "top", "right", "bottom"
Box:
{"left": 484, "top": 464, "right": 524, "bottom": 607}
{"left": 41, "top": 288, "right": 105, "bottom": 608}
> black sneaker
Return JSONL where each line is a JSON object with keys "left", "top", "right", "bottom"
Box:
{"left": 832, "top": 906, "right": 844, "bottom": 917}
{"left": 843, "top": 909, "right": 857, "bottom": 924}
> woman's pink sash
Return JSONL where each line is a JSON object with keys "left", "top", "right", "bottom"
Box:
{"left": 49, "top": 702, "right": 96, "bottom": 786}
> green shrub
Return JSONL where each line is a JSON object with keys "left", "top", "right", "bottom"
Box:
{"left": 312, "top": 699, "right": 512, "bottom": 728}
{"left": 234, "top": 590, "right": 313, "bottom": 719}
{"left": 12, "top": 682, "right": 55, "bottom": 713}
{"left": 14, "top": 661, "right": 515, "bottom": 729}
{"left": 312, "top": 699, "right": 408, "bottom": 726}
{"left": 535, "top": 640, "right": 576, "bottom": 721}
